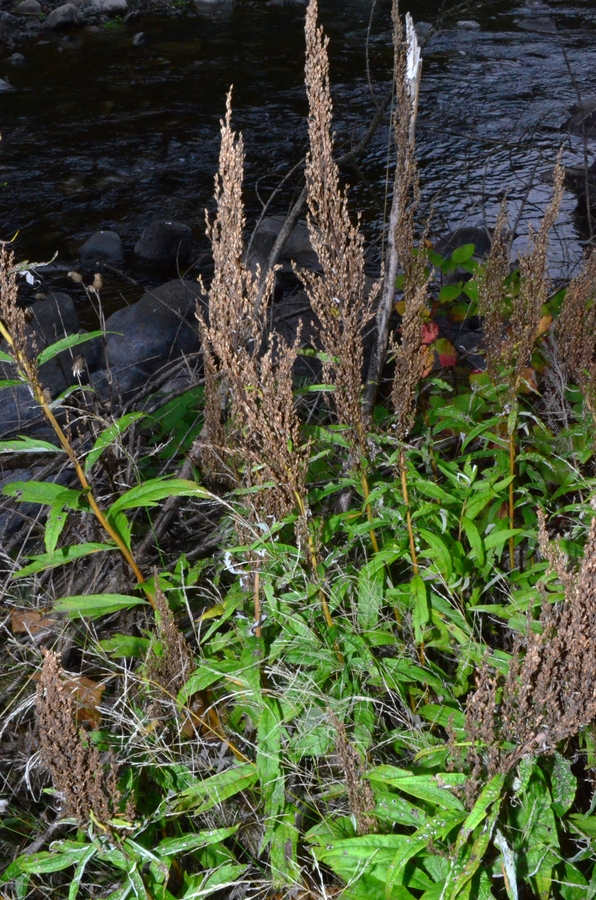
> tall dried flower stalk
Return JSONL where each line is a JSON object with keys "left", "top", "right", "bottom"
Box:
{"left": 366, "top": 5, "right": 428, "bottom": 592}
{"left": 0, "top": 244, "right": 152, "bottom": 601}
{"left": 300, "top": 0, "right": 379, "bottom": 460}
{"left": 464, "top": 503, "right": 596, "bottom": 798}
{"left": 145, "top": 574, "right": 194, "bottom": 697}
{"left": 477, "top": 162, "right": 564, "bottom": 568}
{"left": 329, "top": 710, "right": 377, "bottom": 836}
{"left": 365, "top": 2, "right": 425, "bottom": 421}
{"left": 199, "top": 91, "right": 309, "bottom": 530}
{"left": 36, "top": 650, "right": 129, "bottom": 830}
{"left": 478, "top": 162, "right": 564, "bottom": 401}
{"left": 198, "top": 92, "right": 331, "bottom": 624}
{"left": 556, "top": 246, "right": 596, "bottom": 427}
{"left": 301, "top": 0, "right": 385, "bottom": 560}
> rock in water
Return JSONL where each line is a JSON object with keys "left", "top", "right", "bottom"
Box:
{"left": 79, "top": 230, "right": 124, "bottom": 263}
{"left": 42, "top": 3, "right": 83, "bottom": 28}
{"left": 134, "top": 220, "right": 193, "bottom": 268}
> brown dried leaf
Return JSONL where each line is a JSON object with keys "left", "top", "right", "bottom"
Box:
{"left": 10, "top": 608, "right": 56, "bottom": 634}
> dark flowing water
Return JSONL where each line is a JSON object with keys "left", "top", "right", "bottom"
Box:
{"left": 1, "top": 0, "right": 596, "bottom": 322}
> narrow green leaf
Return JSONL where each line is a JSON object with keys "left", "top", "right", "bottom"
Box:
{"left": 410, "top": 574, "right": 429, "bottom": 644}
{"left": 0, "top": 378, "right": 23, "bottom": 388}
{"left": 99, "top": 634, "right": 151, "bottom": 658}
{"left": 461, "top": 516, "right": 485, "bottom": 566}
{"left": 258, "top": 699, "right": 285, "bottom": 847}
{"left": 55, "top": 594, "right": 149, "bottom": 618}
{"left": 550, "top": 752, "right": 576, "bottom": 816}
{"left": 484, "top": 527, "right": 522, "bottom": 552}
{"left": 358, "top": 562, "right": 384, "bottom": 631}
{"left": 367, "top": 767, "right": 465, "bottom": 812}
{"left": 386, "top": 811, "right": 467, "bottom": 897}
{"left": 2, "top": 846, "right": 91, "bottom": 876}
{"left": 3, "top": 481, "right": 83, "bottom": 507}
{"left": 444, "top": 801, "right": 502, "bottom": 900}
{"left": 418, "top": 529, "right": 452, "bottom": 579}
{"left": 170, "top": 763, "right": 258, "bottom": 814}
{"left": 45, "top": 505, "right": 68, "bottom": 554}
{"left": 455, "top": 773, "right": 505, "bottom": 851}
{"left": 37, "top": 330, "right": 104, "bottom": 366}
{"left": 68, "top": 844, "right": 97, "bottom": 900}
{"left": 0, "top": 436, "right": 64, "bottom": 454}
{"left": 156, "top": 825, "right": 239, "bottom": 858}
{"left": 107, "top": 478, "right": 211, "bottom": 520}
{"left": 84, "top": 411, "right": 144, "bottom": 475}
{"left": 0, "top": 348, "right": 14, "bottom": 363}
{"left": 13, "top": 543, "right": 115, "bottom": 577}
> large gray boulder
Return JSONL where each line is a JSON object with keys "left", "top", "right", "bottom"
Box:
{"left": 247, "top": 216, "right": 320, "bottom": 280}
{"left": 15, "top": 0, "right": 41, "bottom": 14}
{"left": 42, "top": 3, "right": 83, "bottom": 28}
{"left": 79, "top": 230, "right": 123, "bottom": 263}
{"left": 134, "top": 220, "right": 193, "bottom": 269}
{"left": 103, "top": 280, "right": 204, "bottom": 377}
{"left": 84, "top": 0, "right": 127, "bottom": 12}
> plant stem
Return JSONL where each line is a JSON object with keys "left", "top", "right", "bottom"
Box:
{"left": 253, "top": 570, "right": 262, "bottom": 638}
{"left": 508, "top": 432, "right": 516, "bottom": 571}
{"left": 0, "top": 319, "right": 153, "bottom": 606}
{"left": 360, "top": 469, "right": 380, "bottom": 554}
{"left": 294, "top": 489, "right": 334, "bottom": 628}
{"left": 399, "top": 449, "right": 418, "bottom": 575}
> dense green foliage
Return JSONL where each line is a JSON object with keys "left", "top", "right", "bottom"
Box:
{"left": 2, "top": 239, "right": 596, "bottom": 900}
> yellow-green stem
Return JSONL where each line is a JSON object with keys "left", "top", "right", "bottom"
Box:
{"left": 509, "top": 432, "right": 516, "bottom": 571}
{"left": 399, "top": 450, "right": 418, "bottom": 575}
{"left": 400, "top": 449, "right": 425, "bottom": 664}
{"left": 253, "top": 570, "right": 262, "bottom": 638}
{"left": 0, "top": 325, "right": 154, "bottom": 607}
{"left": 294, "top": 489, "right": 334, "bottom": 628}
{"left": 361, "top": 470, "right": 380, "bottom": 554}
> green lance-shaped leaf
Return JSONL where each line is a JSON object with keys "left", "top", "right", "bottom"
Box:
{"left": 0, "top": 436, "right": 64, "bottom": 454}
{"left": 84, "top": 411, "right": 145, "bottom": 475}
{"left": 54, "top": 594, "right": 150, "bottom": 618}
{"left": 68, "top": 844, "right": 98, "bottom": 900}
{"left": 455, "top": 773, "right": 505, "bottom": 852}
{"left": 36, "top": 330, "right": 104, "bottom": 366}
{"left": 442, "top": 782, "right": 505, "bottom": 900}
{"left": 1, "top": 844, "right": 94, "bottom": 880}
{"left": 367, "top": 766, "right": 466, "bottom": 812}
{"left": 155, "top": 825, "right": 239, "bottom": 859}
{"left": 550, "top": 752, "right": 577, "bottom": 816}
{"left": 13, "top": 542, "right": 116, "bottom": 577}
{"left": 106, "top": 477, "right": 211, "bottom": 521}
{"left": 385, "top": 810, "right": 467, "bottom": 897}
{"left": 3, "top": 480, "right": 85, "bottom": 507}
{"left": 257, "top": 699, "right": 286, "bottom": 850}
{"left": 410, "top": 574, "right": 429, "bottom": 644}
{"left": 357, "top": 560, "right": 384, "bottom": 631}
{"left": 168, "top": 763, "right": 258, "bottom": 815}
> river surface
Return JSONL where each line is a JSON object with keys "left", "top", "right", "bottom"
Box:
{"left": 1, "top": 0, "right": 596, "bottom": 322}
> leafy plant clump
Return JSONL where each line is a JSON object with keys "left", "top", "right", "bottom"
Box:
{"left": 3, "top": 2, "right": 596, "bottom": 899}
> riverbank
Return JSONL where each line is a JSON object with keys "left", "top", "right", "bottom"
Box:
{"left": 0, "top": 0, "right": 307, "bottom": 54}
